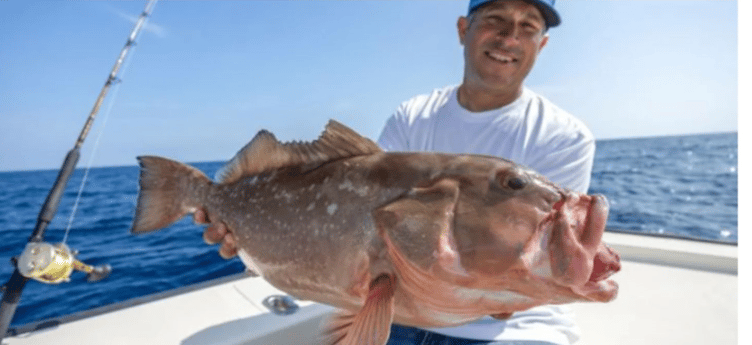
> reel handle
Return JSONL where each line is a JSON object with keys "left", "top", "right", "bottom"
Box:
{"left": 85, "top": 264, "right": 112, "bottom": 283}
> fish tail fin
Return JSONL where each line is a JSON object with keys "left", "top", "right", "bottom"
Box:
{"left": 131, "top": 156, "right": 211, "bottom": 233}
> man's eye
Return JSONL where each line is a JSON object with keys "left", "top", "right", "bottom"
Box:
{"left": 521, "top": 22, "right": 540, "bottom": 32}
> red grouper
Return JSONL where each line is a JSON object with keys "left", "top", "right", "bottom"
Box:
{"left": 131, "top": 120, "right": 620, "bottom": 345}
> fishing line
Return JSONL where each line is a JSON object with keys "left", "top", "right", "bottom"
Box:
{"left": 62, "top": 5, "right": 154, "bottom": 244}
{"left": 0, "top": 2, "right": 159, "bottom": 340}
{"left": 61, "top": 76, "right": 123, "bottom": 244}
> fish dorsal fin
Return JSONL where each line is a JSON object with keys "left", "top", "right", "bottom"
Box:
{"left": 218, "top": 120, "right": 382, "bottom": 184}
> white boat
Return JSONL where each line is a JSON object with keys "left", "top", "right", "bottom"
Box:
{"left": 1, "top": 1, "right": 738, "bottom": 343}
{"left": 4, "top": 230, "right": 737, "bottom": 345}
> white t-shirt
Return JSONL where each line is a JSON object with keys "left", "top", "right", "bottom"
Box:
{"left": 377, "top": 85, "right": 595, "bottom": 344}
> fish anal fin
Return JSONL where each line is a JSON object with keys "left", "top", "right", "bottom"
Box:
{"left": 322, "top": 275, "right": 395, "bottom": 345}
{"left": 218, "top": 120, "right": 382, "bottom": 184}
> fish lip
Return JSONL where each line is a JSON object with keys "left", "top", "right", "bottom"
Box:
{"left": 545, "top": 193, "right": 620, "bottom": 301}
{"left": 578, "top": 195, "right": 620, "bottom": 301}
{"left": 535, "top": 191, "right": 565, "bottom": 242}
{"left": 551, "top": 192, "right": 566, "bottom": 213}
{"left": 542, "top": 191, "right": 566, "bottom": 225}
{"left": 579, "top": 279, "right": 619, "bottom": 302}
{"left": 588, "top": 242, "right": 621, "bottom": 283}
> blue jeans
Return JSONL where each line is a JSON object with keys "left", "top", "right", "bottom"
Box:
{"left": 386, "top": 324, "right": 558, "bottom": 345}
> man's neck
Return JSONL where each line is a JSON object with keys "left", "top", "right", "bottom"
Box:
{"left": 456, "top": 83, "right": 523, "bottom": 112}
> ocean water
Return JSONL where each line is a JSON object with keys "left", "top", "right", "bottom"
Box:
{"left": 0, "top": 132, "right": 737, "bottom": 328}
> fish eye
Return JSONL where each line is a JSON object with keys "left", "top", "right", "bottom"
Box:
{"left": 506, "top": 176, "right": 526, "bottom": 190}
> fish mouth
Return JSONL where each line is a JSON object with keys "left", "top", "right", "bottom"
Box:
{"left": 548, "top": 193, "right": 620, "bottom": 302}
{"left": 589, "top": 242, "right": 620, "bottom": 283}
{"left": 578, "top": 243, "right": 620, "bottom": 302}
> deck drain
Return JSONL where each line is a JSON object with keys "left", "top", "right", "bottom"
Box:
{"left": 262, "top": 295, "right": 300, "bottom": 315}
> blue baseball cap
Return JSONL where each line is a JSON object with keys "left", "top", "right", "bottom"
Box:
{"left": 468, "top": 0, "right": 561, "bottom": 28}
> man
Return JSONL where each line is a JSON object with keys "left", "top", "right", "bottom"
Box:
{"left": 376, "top": 1, "right": 592, "bottom": 344}
{"left": 199, "top": 1, "right": 593, "bottom": 344}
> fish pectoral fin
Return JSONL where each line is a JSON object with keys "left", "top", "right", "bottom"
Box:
{"left": 373, "top": 179, "right": 463, "bottom": 274}
{"left": 321, "top": 275, "right": 395, "bottom": 345}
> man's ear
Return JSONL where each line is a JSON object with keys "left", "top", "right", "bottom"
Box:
{"left": 538, "top": 34, "right": 549, "bottom": 51}
{"left": 457, "top": 16, "right": 469, "bottom": 46}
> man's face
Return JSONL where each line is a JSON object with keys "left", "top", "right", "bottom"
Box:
{"left": 458, "top": 0, "right": 549, "bottom": 93}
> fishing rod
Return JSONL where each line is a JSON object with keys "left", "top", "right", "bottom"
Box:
{"left": 0, "top": 0, "right": 158, "bottom": 339}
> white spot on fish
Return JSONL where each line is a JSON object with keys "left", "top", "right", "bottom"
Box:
{"left": 273, "top": 191, "right": 294, "bottom": 203}
{"left": 338, "top": 179, "right": 369, "bottom": 197}
{"left": 307, "top": 202, "right": 315, "bottom": 211}
{"left": 327, "top": 204, "right": 338, "bottom": 215}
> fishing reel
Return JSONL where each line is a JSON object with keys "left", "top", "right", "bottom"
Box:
{"left": 15, "top": 242, "right": 111, "bottom": 284}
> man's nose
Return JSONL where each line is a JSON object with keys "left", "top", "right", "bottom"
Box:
{"left": 497, "top": 23, "right": 521, "bottom": 44}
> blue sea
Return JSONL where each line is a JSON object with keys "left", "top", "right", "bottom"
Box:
{"left": 0, "top": 132, "right": 738, "bottom": 328}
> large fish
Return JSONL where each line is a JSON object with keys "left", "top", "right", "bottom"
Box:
{"left": 131, "top": 120, "right": 620, "bottom": 345}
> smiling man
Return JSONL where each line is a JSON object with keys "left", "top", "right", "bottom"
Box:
{"left": 457, "top": 0, "right": 551, "bottom": 111}
{"left": 377, "top": 0, "right": 594, "bottom": 344}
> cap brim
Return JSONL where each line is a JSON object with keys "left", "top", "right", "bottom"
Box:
{"left": 533, "top": 1, "right": 561, "bottom": 28}
{"left": 469, "top": 0, "right": 561, "bottom": 28}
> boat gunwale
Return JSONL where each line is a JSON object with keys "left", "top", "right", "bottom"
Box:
{"left": 604, "top": 228, "right": 737, "bottom": 246}
{"left": 5, "top": 272, "right": 251, "bottom": 337}
{"left": 5, "top": 229, "right": 738, "bottom": 338}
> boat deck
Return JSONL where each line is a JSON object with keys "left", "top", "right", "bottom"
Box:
{"left": 571, "top": 232, "right": 737, "bottom": 345}
{"left": 4, "top": 232, "right": 738, "bottom": 345}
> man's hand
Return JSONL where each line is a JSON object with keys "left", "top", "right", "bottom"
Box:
{"left": 194, "top": 208, "right": 238, "bottom": 259}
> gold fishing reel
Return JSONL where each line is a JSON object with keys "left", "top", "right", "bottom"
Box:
{"left": 16, "top": 242, "right": 111, "bottom": 284}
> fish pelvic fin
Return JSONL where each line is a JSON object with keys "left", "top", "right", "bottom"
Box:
{"left": 131, "top": 156, "right": 211, "bottom": 233}
{"left": 321, "top": 275, "right": 395, "bottom": 345}
{"left": 217, "top": 120, "right": 382, "bottom": 184}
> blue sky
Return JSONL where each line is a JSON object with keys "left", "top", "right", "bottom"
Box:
{"left": 0, "top": 0, "right": 740, "bottom": 171}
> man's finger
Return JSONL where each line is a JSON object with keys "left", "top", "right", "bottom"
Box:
{"left": 219, "top": 234, "right": 238, "bottom": 259}
{"left": 193, "top": 208, "right": 209, "bottom": 224}
{"left": 203, "top": 222, "right": 228, "bottom": 245}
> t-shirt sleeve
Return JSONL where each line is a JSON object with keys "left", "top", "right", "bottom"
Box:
{"left": 377, "top": 103, "right": 411, "bottom": 152}
{"left": 531, "top": 132, "right": 595, "bottom": 194}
